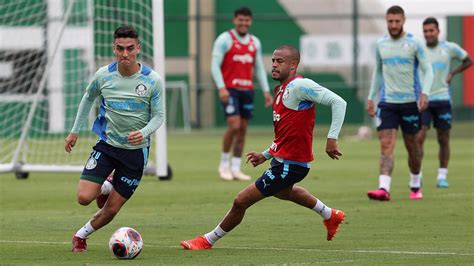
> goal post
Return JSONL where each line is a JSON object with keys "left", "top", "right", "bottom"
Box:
{"left": 0, "top": 0, "right": 169, "bottom": 177}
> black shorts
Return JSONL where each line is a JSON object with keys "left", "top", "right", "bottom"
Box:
{"left": 376, "top": 102, "right": 421, "bottom": 134}
{"left": 421, "top": 101, "right": 452, "bottom": 129}
{"left": 221, "top": 88, "right": 254, "bottom": 119}
{"left": 80, "top": 141, "right": 149, "bottom": 199}
{"left": 255, "top": 159, "right": 310, "bottom": 197}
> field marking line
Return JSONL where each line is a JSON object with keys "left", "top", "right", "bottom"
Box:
{"left": 1, "top": 240, "right": 473, "bottom": 257}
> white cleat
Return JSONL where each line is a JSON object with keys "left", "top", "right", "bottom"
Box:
{"left": 219, "top": 167, "right": 233, "bottom": 181}
{"left": 232, "top": 170, "right": 251, "bottom": 181}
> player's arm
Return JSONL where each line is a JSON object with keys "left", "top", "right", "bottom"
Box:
{"left": 253, "top": 37, "right": 272, "bottom": 107}
{"left": 65, "top": 76, "right": 101, "bottom": 153}
{"left": 416, "top": 39, "right": 434, "bottom": 111}
{"left": 211, "top": 33, "right": 231, "bottom": 103}
{"left": 129, "top": 79, "right": 165, "bottom": 145}
{"left": 367, "top": 47, "right": 382, "bottom": 117}
{"left": 447, "top": 43, "right": 472, "bottom": 83}
{"left": 296, "top": 79, "right": 347, "bottom": 160}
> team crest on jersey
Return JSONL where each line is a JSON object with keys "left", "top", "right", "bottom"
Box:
{"left": 135, "top": 84, "right": 148, "bottom": 96}
{"left": 85, "top": 157, "right": 97, "bottom": 170}
{"left": 248, "top": 44, "right": 255, "bottom": 52}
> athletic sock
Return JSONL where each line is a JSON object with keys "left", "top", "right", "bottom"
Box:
{"left": 231, "top": 157, "right": 241, "bottom": 172}
{"left": 219, "top": 152, "right": 230, "bottom": 169}
{"left": 75, "top": 221, "right": 95, "bottom": 239}
{"left": 101, "top": 180, "right": 113, "bottom": 195}
{"left": 379, "top": 175, "right": 391, "bottom": 192}
{"left": 437, "top": 168, "right": 448, "bottom": 180}
{"left": 410, "top": 172, "right": 422, "bottom": 192}
{"left": 312, "top": 199, "right": 332, "bottom": 220}
{"left": 204, "top": 225, "right": 227, "bottom": 245}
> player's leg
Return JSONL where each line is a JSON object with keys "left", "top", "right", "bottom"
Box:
{"left": 219, "top": 89, "right": 241, "bottom": 180}
{"left": 432, "top": 101, "right": 452, "bottom": 188}
{"left": 231, "top": 90, "right": 254, "bottom": 180}
{"left": 368, "top": 103, "right": 398, "bottom": 201}
{"left": 90, "top": 188, "right": 129, "bottom": 231}
{"left": 400, "top": 102, "right": 423, "bottom": 199}
{"left": 417, "top": 107, "right": 432, "bottom": 165}
{"left": 180, "top": 183, "right": 265, "bottom": 250}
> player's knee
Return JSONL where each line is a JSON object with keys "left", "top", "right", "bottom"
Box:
{"left": 77, "top": 194, "right": 94, "bottom": 206}
{"left": 232, "top": 196, "right": 250, "bottom": 210}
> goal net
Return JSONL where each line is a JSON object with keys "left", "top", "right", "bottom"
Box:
{"left": 0, "top": 0, "right": 168, "bottom": 177}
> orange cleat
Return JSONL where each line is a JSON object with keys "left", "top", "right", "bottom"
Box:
{"left": 72, "top": 235, "right": 87, "bottom": 252}
{"left": 323, "top": 209, "right": 345, "bottom": 241}
{"left": 180, "top": 236, "right": 213, "bottom": 250}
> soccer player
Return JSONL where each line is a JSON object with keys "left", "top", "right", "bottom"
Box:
{"left": 213, "top": 6, "right": 273, "bottom": 181}
{"left": 64, "top": 26, "right": 164, "bottom": 252}
{"left": 366, "top": 6, "right": 434, "bottom": 201}
{"left": 417, "top": 17, "right": 472, "bottom": 188}
{"left": 180, "top": 45, "right": 347, "bottom": 250}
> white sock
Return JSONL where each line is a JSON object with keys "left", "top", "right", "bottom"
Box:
{"left": 409, "top": 172, "right": 422, "bottom": 188}
{"left": 204, "top": 225, "right": 227, "bottom": 245}
{"left": 100, "top": 180, "right": 113, "bottom": 195}
{"left": 313, "top": 200, "right": 332, "bottom": 220}
{"left": 231, "top": 157, "right": 241, "bottom": 172}
{"left": 379, "top": 175, "right": 391, "bottom": 192}
{"left": 437, "top": 168, "right": 448, "bottom": 180}
{"left": 75, "top": 221, "right": 95, "bottom": 239}
{"left": 219, "top": 152, "right": 230, "bottom": 169}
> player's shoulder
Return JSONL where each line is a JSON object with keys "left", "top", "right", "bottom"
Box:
{"left": 288, "top": 77, "right": 319, "bottom": 91}
{"left": 376, "top": 35, "right": 390, "bottom": 45}
{"left": 443, "top": 40, "right": 462, "bottom": 49}
{"left": 216, "top": 30, "right": 232, "bottom": 42}
{"left": 140, "top": 64, "right": 163, "bottom": 86}
{"left": 405, "top": 32, "right": 424, "bottom": 44}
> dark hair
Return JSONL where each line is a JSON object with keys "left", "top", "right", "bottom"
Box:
{"left": 276, "top": 45, "right": 300, "bottom": 63}
{"left": 114, "top": 25, "right": 139, "bottom": 40}
{"left": 423, "top": 17, "right": 439, "bottom": 28}
{"left": 234, "top": 6, "right": 252, "bottom": 17}
{"left": 386, "top": 5, "right": 405, "bottom": 16}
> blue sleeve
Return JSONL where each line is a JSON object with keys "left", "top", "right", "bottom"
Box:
{"left": 140, "top": 78, "right": 165, "bottom": 138}
{"left": 70, "top": 73, "right": 101, "bottom": 133}
{"left": 211, "top": 32, "right": 231, "bottom": 89}
{"left": 253, "top": 37, "right": 270, "bottom": 92}
{"left": 368, "top": 46, "right": 382, "bottom": 100}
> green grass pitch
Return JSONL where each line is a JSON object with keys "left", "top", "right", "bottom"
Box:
{"left": 0, "top": 124, "right": 473, "bottom": 265}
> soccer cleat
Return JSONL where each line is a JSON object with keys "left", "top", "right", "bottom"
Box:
{"left": 96, "top": 174, "right": 113, "bottom": 208}
{"left": 72, "top": 235, "right": 87, "bottom": 252}
{"left": 219, "top": 167, "right": 233, "bottom": 181}
{"left": 323, "top": 209, "right": 345, "bottom": 241}
{"left": 180, "top": 236, "right": 213, "bottom": 250}
{"left": 410, "top": 189, "right": 423, "bottom": 200}
{"left": 367, "top": 189, "right": 390, "bottom": 201}
{"left": 232, "top": 170, "right": 251, "bottom": 181}
{"left": 437, "top": 179, "right": 449, "bottom": 188}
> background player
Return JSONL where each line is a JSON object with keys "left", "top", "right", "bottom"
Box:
{"left": 366, "top": 6, "right": 433, "bottom": 201}
{"left": 417, "top": 17, "right": 472, "bottom": 188}
{"left": 180, "top": 45, "right": 347, "bottom": 250}
{"left": 64, "top": 26, "right": 164, "bottom": 252}
{"left": 212, "top": 6, "right": 273, "bottom": 181}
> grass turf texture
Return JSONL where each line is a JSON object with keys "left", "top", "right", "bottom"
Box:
{"left": 1, "top": 124, "right": 473, "bottom": 264}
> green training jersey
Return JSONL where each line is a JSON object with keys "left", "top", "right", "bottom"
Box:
{"left": 71, "top": 62, "right": 165, "bottom": 149}
{"left": 426, "top": 41, "right": 468, "bottom": 101}
{"left": 368, "top": 32, "right": 433, "bottom": 103}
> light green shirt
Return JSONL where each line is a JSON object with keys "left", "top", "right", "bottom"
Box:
{"left": 426, "top": 41, "right": 468, "bottom": 101}
{"left": 368, "top": 32, "right": 433, "bottom": 103}
{"left": 71, "top": 62, "right": 165, "bottom": 149}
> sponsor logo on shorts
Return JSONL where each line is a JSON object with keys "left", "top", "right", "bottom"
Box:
{"left": 120, "top": 176, "right": 140, "bottom": 187}
{"left": 85, "top": 157, "right": 97, "bottom": 170}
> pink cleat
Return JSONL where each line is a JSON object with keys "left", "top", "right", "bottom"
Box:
{"left": 367, "top": 189, "right": 390, "bottom": 201}
{"left": 180, "top": 236, "right": 213, "bottom": 250}
{"left": 72, "top": 235, "right": 87, "bottom": 252}
{"left": 410, "top": 189, "right": 423, "bottom": 200}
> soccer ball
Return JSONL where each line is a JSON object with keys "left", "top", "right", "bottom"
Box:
{"left": 109, "top": 227, "right": 143, "bottom": 259}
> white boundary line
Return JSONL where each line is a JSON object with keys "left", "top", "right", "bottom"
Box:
{"left": 1, "top": 240, "right": 473, "bottom": 257}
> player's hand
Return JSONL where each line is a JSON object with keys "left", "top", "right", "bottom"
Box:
{"left": 218, "top": 87, "right": 230, "bottom": 104}
{"left": 245, "top": 151, "right": 266, "bottom": 167}
{"left": 64, "top": 133, "right": 78, "bottom": 153}
{"left": 446, "top": 73, "right": 454, "bottom": 84}
{"left": 326, "top": 139, "right": 342, "bottom": 160}
{"left": 366, "top": 100, "right": 375, "bottom": 117}
{"left": 128, "top": 130, "right": 143, "bottom": 145}
{"left": 418, "top": 93, "right": 429, "bottom": 112}
{"left": 263, "top": 91, "right": 273, "bottom": 108}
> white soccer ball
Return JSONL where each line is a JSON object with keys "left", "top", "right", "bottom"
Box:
{"left": 357, "top": 126, "right": 373, "bottom": 140}
{"left": 109, "top": 227, "right": 143, "bottom": 259}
